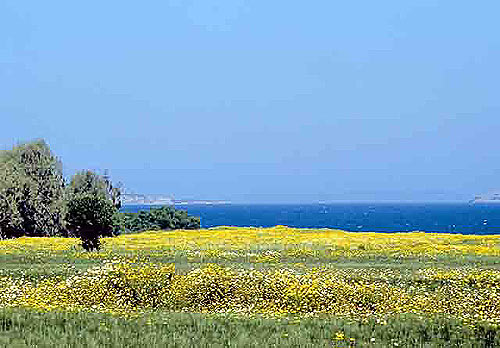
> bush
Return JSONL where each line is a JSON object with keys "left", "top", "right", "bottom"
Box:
{"left": 118, "top": 206, "right": 200, "bottom": 233}
{"left": 66, "top": 171, "right": 120, "bottom": 251}
{"left": 66, "top": 193, "right": 117, "bottom": 251}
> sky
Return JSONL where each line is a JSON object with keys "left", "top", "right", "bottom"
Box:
{"left": 1, "top": 1, "right": 499, "bottom": 203}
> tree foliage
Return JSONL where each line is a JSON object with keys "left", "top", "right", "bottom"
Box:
{"left": 66, "top": 170, "right": 121, "bottom": 210}
{"left": 0, "top": 139, "right": 200, "bottom": 248}
{"left": 0, "top": 140, "right": 66, "bottom": 238}
{"left": 118, "top": 206, "right": 200, "bottom": 233}
{"left": 66, "top": 171, "right": 120, "bottom": 251}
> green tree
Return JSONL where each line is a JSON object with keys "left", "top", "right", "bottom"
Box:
{"left": 66, "top": 170, "right": 121, "bottom": 250}
{"left": 0, "top": 140, "right": 66, "bottom": 238}
{"left": 66, "top": 170, "right": 121, "bottom": 210}
{"left": 0, "top": 165, "right": 23, "bottom": 238}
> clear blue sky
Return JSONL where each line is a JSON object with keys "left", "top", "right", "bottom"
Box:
{"left": 1, "top": 1, "right": 499, "bottom": 203}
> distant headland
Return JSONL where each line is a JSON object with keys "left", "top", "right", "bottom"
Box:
{"left": 121, "top": 194, "right": 230, "bottom": 205}
{"left": 470, "top": 192, "right": 500, "bottom": 204}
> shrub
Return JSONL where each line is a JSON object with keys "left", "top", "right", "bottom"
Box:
{"left": 66, "top": 171, "right": 120, "bottom": 251}
{"left": 118, "top": 206, "right": 200, "bottom": 233}
{"left": 66, "top": 193, "right": 117, "bottom": 251}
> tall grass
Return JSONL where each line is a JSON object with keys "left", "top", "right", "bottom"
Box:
{"left": 1, "top": 308, "right": 499, "bottom": 347}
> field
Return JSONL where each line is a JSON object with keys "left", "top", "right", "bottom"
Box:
{"left": 2, "top": 226, "right": 500, "bottom": 347}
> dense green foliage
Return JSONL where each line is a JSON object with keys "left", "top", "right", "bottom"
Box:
{"left": 66, "top": 171, "right": 121, "bottom": 250}
{"left": 117, "top": 206, "right": 200, "bottom": 233}
{"left": 66, "top": 193, "right": 117, "bottom": 251}
{"left": 0, "top": 140, "right": 200, "bottom": 247}
{"left": 0, "top": 140, "right": 66, "bottom": 238}
{"left": 66, "top": 170, "right": 121, "bottom": 210}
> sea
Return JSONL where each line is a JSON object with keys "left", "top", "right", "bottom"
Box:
{"left": 120, "top": 202, "right": 500, "bottom": 235}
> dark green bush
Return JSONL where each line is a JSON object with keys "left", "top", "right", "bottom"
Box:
{"left": 66, "top": 171, "right": 121, "bottom": 250}
{"left": 66, "top": 193, "right": 117, "bottom": 250}
{"left": 117, "top": 206, "right": 200, "bottom": 233}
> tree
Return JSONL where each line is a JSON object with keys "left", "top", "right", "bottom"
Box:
{"left": 0, "top": 165, "right": 23, "bottom": 239}
{"left": 66, "top": 170, "right": 121, "bottom": 210}
{"left": 0, "top": 140, "right": 66, "bottom": 238}
{"left": 66, "top": 170, "right": 121, "bottom": 250}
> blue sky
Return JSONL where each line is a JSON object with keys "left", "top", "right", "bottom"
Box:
{"left": 1, "top": 1, "right": 499, "bottom": 203}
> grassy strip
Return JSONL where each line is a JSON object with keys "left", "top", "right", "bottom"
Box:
{"left": 3, "top": 248, "right": 500, "bottom": 281}
{"left": 1, "top": 308, "right": 499, "bottom": 347}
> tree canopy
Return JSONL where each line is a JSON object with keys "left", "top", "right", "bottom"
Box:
{"left": 65, "top": 170, "right": 121, "bottom": 250}
{"left": 0, "top": 140, "right": 66, "bottom": 238}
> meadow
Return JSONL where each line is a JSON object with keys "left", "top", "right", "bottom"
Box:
{"left": 2, "top": 226, "right": 500, "bottom": 347}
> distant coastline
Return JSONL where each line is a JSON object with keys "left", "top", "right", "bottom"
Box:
{"left": 121, "top": 194, "right": 230, "bottom": 206}
{"left": 470, "top": 193, "right": 500, "bottom": 204}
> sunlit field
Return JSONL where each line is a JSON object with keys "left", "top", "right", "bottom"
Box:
{"left": 2, "top": 226, "right": 500, "bottom": 347}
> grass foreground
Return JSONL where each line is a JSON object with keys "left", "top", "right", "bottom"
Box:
{"left": 2, "top": 226, "right": 500, "bottom": 347}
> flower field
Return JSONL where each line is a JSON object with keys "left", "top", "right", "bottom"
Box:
{"left": 2, "top": 226, "right": 500, "bottom": 346}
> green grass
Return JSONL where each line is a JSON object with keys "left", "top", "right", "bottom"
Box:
{"left": 3, "top": 248, "right": 500, "bottom": 277}
{"left": 1, "top": 308, "right": 499, "bottom": 347}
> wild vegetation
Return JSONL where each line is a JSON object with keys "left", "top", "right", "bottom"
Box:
{"left": 1, "top": 226, "right": 500, "bottom": 346}
{"left": 116, "top": 206, "right": 200, "bottom": 234}
{"left": 0, "top": 140, "right": 200, "bottom": 250}
{"left": 0, "top": 140, "right": 66, "bottom": 238}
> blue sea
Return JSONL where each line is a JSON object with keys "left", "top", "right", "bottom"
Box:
{"left": 120, "top": 202, "right": 500, "bottom": 235}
